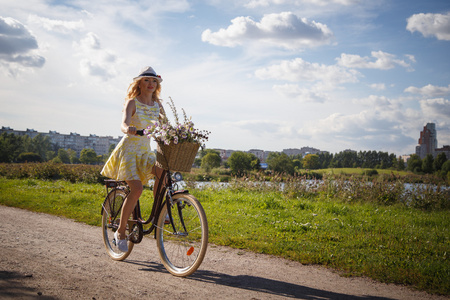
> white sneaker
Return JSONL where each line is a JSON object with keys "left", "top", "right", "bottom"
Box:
{"left": 114, "top": 230, "right": 128, "bottom": 252}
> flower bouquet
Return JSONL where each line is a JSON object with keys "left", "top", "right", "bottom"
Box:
{"left": 146, "top": 97, "right": 210, "bottom": 172}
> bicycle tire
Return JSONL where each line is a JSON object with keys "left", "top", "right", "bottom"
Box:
{"left": 101, "top": 188, "right": 134, "bottom": 260}
{"left": 156, "top": 193, "right": 208, "bottom": 277}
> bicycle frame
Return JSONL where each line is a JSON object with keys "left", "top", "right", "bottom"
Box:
{"left": 102, "top": 170, "right": 190, "bottom": 241}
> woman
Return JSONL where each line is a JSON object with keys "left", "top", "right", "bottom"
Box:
{"left": 101, "top": 66, "right": 165, "bottom": 252}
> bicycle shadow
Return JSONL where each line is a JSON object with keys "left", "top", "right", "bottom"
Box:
{"left": 125, "top": 260, "right": 395, "bottom": 300}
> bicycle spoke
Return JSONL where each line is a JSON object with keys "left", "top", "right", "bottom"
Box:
{"left": 156, "top": 193, "right": 208, "bottom": 277}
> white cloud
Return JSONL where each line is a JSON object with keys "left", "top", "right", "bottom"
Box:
{"left": 404, "top": 84, "right": 450, "bottom": 97}
{"left": 419, "top": 98, "right": 450, "bottom": 145}
{"left": 336, "top": 51, "right": 414, "bottom": 71}
{"left": 273, "top": 84, "right": 329, "bottom": 103}
{"left": 298, "top": 104, "right": 415, "bottom": 153}
{"left": 0, "top": 16, "right": 45, "bottom": 74}
{"left": 245, "top": 0, "right": 358, "bottom": 8}
{"left": 370, "top": 83, "right": 386, "bottom": 91}
{"left": 353, "top": 95, "right": 395, "bottom": 108}
{"left": 73, "top": 32, "right": 118, "bottom": 80}
{"left": 27, "top": 15, "right": 84, "bottom": 34}
{"left": 407, "top": 12, "right": 450, "bottom": 41}
{"left": 420, "top": 98, "right": 450, "bottom": 119}
{"left": 228, "top": 119, "right": 295, "bottom": 138}
{"left": 202, "top": 12, "right": 334, "bottom": 50}
{"left": 78, "top": 32, "right": 101, "bottom": 50}
{"left": 255, "top": 57, "right": 360, "bottom": 85}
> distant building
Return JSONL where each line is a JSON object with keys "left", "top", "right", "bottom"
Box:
{"left": 1, "top": 126, "right": 121, "bottom": 156}
{"left": 415, "top": 123, "right": 438, "bottom": 159}
{"left": 216, "top": 149, "right": 235, "bottom": 161}
{"left": 217, "top": 148, "right": 273, "bottom": 162}
{"left": 435, "top": 145, "right": 450, "bottom": 160}
{"left": 283, "top": 146, "right": 321, "bottom": 157}
{"left": 400, "top": 155, "right": 411, "bottom": 163}
{"left": 248, "top": 149, "right": 265, "bottom": 161}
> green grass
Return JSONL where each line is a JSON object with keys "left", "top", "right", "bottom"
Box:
{"left": 0, "top": 178, "right": 448, "bottom": 295}
{"left": 195, "top": 186, "right": 449, "bottom": 294}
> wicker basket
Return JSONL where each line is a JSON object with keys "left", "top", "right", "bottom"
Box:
{"left": 156, "top": 141, "right": 200, "bottom": 172}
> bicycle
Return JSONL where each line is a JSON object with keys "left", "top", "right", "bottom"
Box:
{"left": 100, "top": 138, "right": 208, "bottom": 277}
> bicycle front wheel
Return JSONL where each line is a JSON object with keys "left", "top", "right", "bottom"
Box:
{"left": 101, "top": 188, "right": 134, "bottom": 260}
{"left": 156, "top": 193, "right": 208, "bottom": 277}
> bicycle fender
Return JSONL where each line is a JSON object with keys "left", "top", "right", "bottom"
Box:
{"left": 172, "top": 189, "right": 189, "bottom": 195}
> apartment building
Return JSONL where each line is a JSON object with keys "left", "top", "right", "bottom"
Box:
{"left": 435, "top": 145, "right": 450, "bottom": 160}
{"left": 283, "top": 147, "right": 322, "bottom": 156}
{"left": 1, "top": 127, "right": 121, "bottom": 156}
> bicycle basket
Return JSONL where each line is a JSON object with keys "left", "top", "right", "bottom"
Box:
{"left": 156, "top": 141, "right": 200, "bottom": 172}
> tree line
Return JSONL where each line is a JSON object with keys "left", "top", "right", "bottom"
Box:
{"left": 199, "top": 149, "right": 450, "bottom": 178}
{"left": 2, "top": 131, "right": 449, "bottom": 179}
{"left": 0, "top": 132, "right": 107, "bottom": 164}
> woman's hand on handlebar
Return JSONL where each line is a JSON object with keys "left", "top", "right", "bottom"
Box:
{"left": 127, "top": 126, "right": 137, "bottom": 135}
{"left": 127, "top": 126, "right": 145, "bottom": 136}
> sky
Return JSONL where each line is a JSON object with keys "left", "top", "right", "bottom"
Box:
{"left": 1, "top": 0, "right": 449, "bottom": 156}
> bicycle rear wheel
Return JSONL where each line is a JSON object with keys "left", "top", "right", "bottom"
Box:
{"left": 156, "top": 193, "right": 208, "bottom": 277}
{"left": 101, "top": 188, "right": 134, "bottom": 260}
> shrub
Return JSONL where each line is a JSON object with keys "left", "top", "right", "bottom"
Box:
{"left": 0, "top": 162, "right": 105, "bottom": 184}
{"left": 17, "top": 152, "right": 42, "bottom": 163}
{"left": 363, "top": 169, "right": 378, "bottom": 176}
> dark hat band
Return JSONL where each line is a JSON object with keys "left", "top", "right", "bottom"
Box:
{"left": 140, "top": 72, "right": 157, "bottom": 77}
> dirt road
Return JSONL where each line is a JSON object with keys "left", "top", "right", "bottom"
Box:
{"left": 0, "top": 205, "right": 446, "bottom": 300}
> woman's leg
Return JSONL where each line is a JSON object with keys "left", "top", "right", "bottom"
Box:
{"left": 117, "top": 180, "right": 143, "bottom": 238}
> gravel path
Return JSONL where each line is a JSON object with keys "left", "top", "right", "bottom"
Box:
{"left": 0, "top": 205, "right": 447, "bottom": 300}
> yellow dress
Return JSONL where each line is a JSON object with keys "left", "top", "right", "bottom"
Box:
{"left": 101, "top": 99, "right": 160, "bottom": 183}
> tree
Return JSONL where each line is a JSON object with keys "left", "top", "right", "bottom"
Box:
{"left": 266, "top": 152, "right": 294, "bottom": 174}
{"left": 291, "top": 154, "right": 303, "bottom": 170}
{"left": 46, "top": 150, "right": 56, "bottom": 161}
{"left": 318, "top": 152, "right": 333, "bottom": 168}
{"left": 422, "top": 154, "right": 434, "bottom": 174}
{"left": 0, "top": 132, "right": 23, "bottom": 162}
{"left": 433, "top": 153, "right": 447, "bottom": 171}
{"left": 201, "top": 152, "right": 221, "bottom": 172}
{"left": 31, "top": 134, "right": 52, "bottom": 161}
{"left": 302, "top": 154, "right": 320, "bottom": 170}
{"left": 55, "top": 149, "right": 70, "bottom": 164}
{"left": 379, "top": 152, "right": 392, "bottom": 169}
{"left": 228, "top": 151, "right": 254, "bottom": 175}
{"left": 108, "top": 144, "right": 116, "bottom": 156}
{"left": 397, "top": 157, "right": 405, "bottom": 171}
{"left": 80, "top": 148, "right": 98, "bottom": 164}
{"left": 67, "top": 149, "right": 79, "bottom": 164}
{"left": 389, "top": 153, "right": 397, "bottom": 169}
{"left": 441, "top": 160, "right": 450, "bottom": 177}
{"left": 250, "top": 157, "right": 261, "bottom": 170}
{"left": 407, "top": 154, "right": 422, "bottom": 173}
{"left": 199, "top": 148, "right": 220, "bottom": 158}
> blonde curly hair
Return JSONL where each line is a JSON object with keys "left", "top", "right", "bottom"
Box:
{"left": 126, "top": 78, "right": 162, "bottom": 103}
{"left": 125, "top": 78, "right": 166, "bottom": 120}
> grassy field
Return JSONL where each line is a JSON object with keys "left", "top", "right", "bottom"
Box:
{"left": 0, "top": 177, "right": 448, "bottom": 295}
